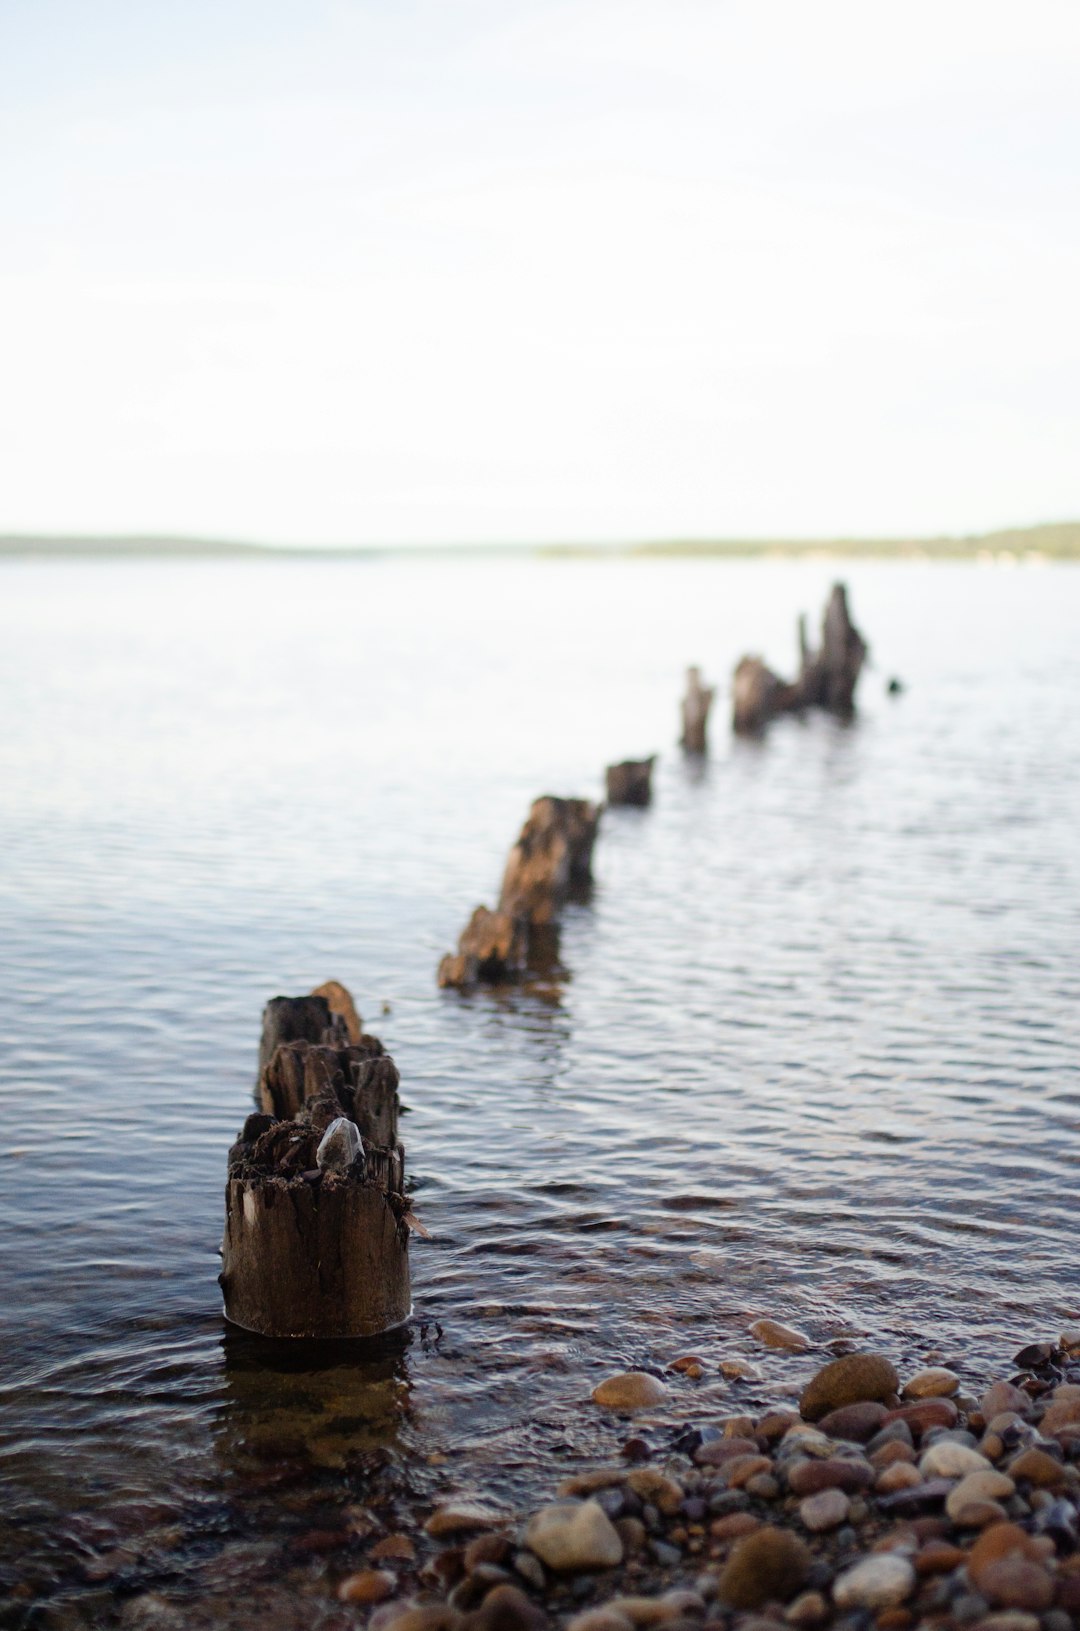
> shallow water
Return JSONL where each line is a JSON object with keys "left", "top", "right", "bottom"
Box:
{"left": 1, "top": 555, "right": 1078, "bottom": 1627}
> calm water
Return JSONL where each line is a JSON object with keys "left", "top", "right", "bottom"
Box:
{"left": 1, "top": 555, "right": 1078, "bottom": 1627}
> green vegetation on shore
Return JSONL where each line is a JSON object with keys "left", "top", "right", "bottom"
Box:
{"left": 2, "top": 521, "right": 1078, "bottom": 560}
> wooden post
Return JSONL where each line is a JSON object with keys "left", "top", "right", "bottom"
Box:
{"left": 221, "top": 1085, "right": 411, "bottom": 1339}
{"left": 732, "top": 656, "right": 795, "bottom": 734}
{"left": 258, "top": 1038, "right": 400, "bottom": 1150}
{"left": 310, "top": 979, "right": 363, "bottom": 1044}
{"left": 498, "top": 795, "right": 600, "bottom": 924}
{"left": 256, "top": 994, "right": 346, "bottom": 1082}
{"left": 605, "top": 757, "right": 656, "bottom": 807}
{"left": 438, "top": 795, "right": 600, "bottom": 988}
{"left": 680, "top": 666, "right": 714, "bottom": 753}
{"left": 731, "top": 583, "right": 867, "bottom": 734}
{"left": 437, "top": 905, "right": 528, "bottom": 989}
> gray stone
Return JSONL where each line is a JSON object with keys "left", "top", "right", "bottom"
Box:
{"left": 524, "top": 1501, "right": 623, "bottom": 1572}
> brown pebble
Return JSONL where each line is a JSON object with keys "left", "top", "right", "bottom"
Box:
{"left": 625, "top": 1469, "right": 685, "bottom": 1514}
{"left": 799, "top": 1353, "right": 899, "bottom": 1422}
{"left": 670, "top": 1355, "right": 705, "bottom": 1372}
{"left": 914, "top": 1541, "right": 966, "bottom": 1575}
{"left": 693, "top": 1437, "right": 759, "bottom": 1467}
{"left": 978, "top": 1557, "right": 1054, "bottom": 1612}
{"left": 371, "top": 1535, "right": 418, "bottom": 1563}
{"left": 709, "top": 1513, "right": 761, "bottom": 1541}
{"left": 875, "top": 1463, "right": 922, "bottom": 1494}
{"left": 755, "top": 1411, "right": 800, "bottom": 1442}
{"left": 880, "top": 1398, "right": 958, "bottom": 1436}
{"left": 871, "top": 1441, "right": 916, "bottom": 1469}
{"left": 615, "top": 1517, "right": 647, "bottom": 1554}
{"left": 816, "top": 1401, "right": 888, "bottom": 1442}
{"left": 464, "top": 1535, "right": 511, "bottom": 1570}
{"left": 968, "top": 1523, "right": 1045, "bottom": 1592}
{"left": 722, "top": 1415, "right": 756, "bottom": 1439}
{"left": 338, "top": 1569, "right": 397, "bottom": 1604}
{"left": 292, "top": 1529, "right": 350, "bottom": 1554}
{"left": 787, "top": 1457, "right": 873, "bottom": 1496}
{"left": 726, "top": 1455, "right": 773, "bottom": 1488}
{"left": 1007, "top": 1447, "right": 1065, "bottom": 1487}
{"left": 473, "top": 1583, "right": 547, "bottom": 1631}
{"left": 873, "top": 1612, "right": 912, "bottom": 1631}
{"left": 716, "top": 1525, "right": 811, "bottom": 1609}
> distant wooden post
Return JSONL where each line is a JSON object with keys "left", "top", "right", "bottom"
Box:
{"left": 680, "top": 667, "right": 714, "bottom": 753}
{"left": 732, "top": 583, "right": 867, "bottom": 734}
{"left": 605, "top": 757, "right": 656, "bottom": 806}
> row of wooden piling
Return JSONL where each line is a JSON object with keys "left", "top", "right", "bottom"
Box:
{"left": 220, "top": 582, "right": 869, "bottom": 1339}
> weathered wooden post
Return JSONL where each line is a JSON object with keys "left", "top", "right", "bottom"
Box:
{"left": 438, "top": 795, "right": 601, "bottom": 988}
{"left": 223, "top": 984, "right": 411, "bottom": 1338}
{"left": 731, "top": 583, "right": 868, "bottom": 734}
{"left": 680, "top": 666, "right": 714, "bottom": 753}
{"left": 605, "top": 757, "right": 656, "bottom": 806}
{"left": 498, "top": 795, "right": 600, "bottom": 924}
{"left": 732, "top": 656, "right": 793, "bottom": 735}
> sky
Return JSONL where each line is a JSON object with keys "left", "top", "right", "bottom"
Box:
{"left": 2, "top": 0, "right": 1079, "bottom": 546}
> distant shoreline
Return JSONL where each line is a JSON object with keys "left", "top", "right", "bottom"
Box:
{"left": 1, "top": 521, "right": 1078, "bottom": 561}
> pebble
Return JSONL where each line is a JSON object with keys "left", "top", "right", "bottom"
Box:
{"left": 831, "top": 1554, "right": 915, "bottom": 1610}
{"left": 875, "top": 1462, "right": 922, "bottom": 1494}
{"left": 1040, "top": 1395, "right": 1080, "bottom": 1432}
{"left": 592, "top": 1374, "right": 670, "bottom": 1410}
{"left": 748, "top": 1318, "right": 810, "bottom": 1350}
{"left": 1006, "top": 1447, "right": 1065, "bottom": 1487}
{"left": 624, "top": 1470, "right": 684, "bottom": 1514}
{"left": 919, "top": 1440, "right": 991, "bottom": 1478}
{"left": 945, "top": 1469, "right": 1016, "bottom": 1521}
{"left": 426, "top": 1501, "right": 508, "bottom": 1536}
{"left": 903, "top": 1367, "right": 960, "bottom": 1399}
{"left": 524, "top": 1500, "right": 624, "bottom": 1572}
{"left": 784, "top": 1590, "right": 829, "bottom": 1625}
{"left": 882, "top": 1397, "right": 958, "bottom": 1435}
{"left": 716, "top": 1526, "right": 811, "bottom": 1609}
{"left": 338, "top": 1570, "right": 398, "bottom": 1604}
{"left": 798, "top": 1489, "right": 849, "bottom": 1532}
{"left": 720, "top": 1358, "right": 763, "bottom": 1381}
{"left": 372, "top": 1535, "right": 418, "bottom": 1562}
{"left": 816, "top": 1401, "right": 887, "bottom": 1442}
{"left": 799, "top": 1353, "right": 899, "bottom": 1422}
{"left": 786, "top": 1457, "right": 873, "bottom": 1496}
{"left": 981, "top": 1382, "right": 1034, "bottom": 1420}
{"left": 977, "top": 1556, "right": 1054, "bottom": 1611}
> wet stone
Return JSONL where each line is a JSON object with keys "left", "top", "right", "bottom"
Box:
{"left": 831, "top": 1554, "right": 915, "bottom": 1610}
{"left": 798, "top": 1489, "right": 849, "bottom": 1532}
{"left": 799, "top": 1354, "right": 899, "bottom": 1422}
{"left": 593, "top": 1374, "right": 670, "bottom": 1411}
{"left": 524, "top": 1500, "right": 624, "bottom": 1572}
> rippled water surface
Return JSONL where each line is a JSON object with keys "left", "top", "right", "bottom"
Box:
{"left": 1, "top": 555, "right": 1078, "bottom": 1627}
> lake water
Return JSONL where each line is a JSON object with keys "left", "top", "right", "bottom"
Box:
{"left": 1, "top": 554, "right": 1078, "bottom": 1627}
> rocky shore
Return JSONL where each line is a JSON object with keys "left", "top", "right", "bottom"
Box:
{"left": 337, "top": 1335, "right": 1080, "bottom": 1631}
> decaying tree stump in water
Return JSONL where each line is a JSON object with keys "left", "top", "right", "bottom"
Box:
{"left": 439, "top": 795, "right": 601, "bottom": 989}
{"left": 258, "top": 1038, "right": 400, "bottom": 1150}
{"left": 605, "top": 757, "right": 655, "bottom": 807}
{"left": 437, "top": 905, "right": 528, "bottom": 989}
{"left": 732, "top": 582, "right": 868, "bottom": 734}
{"left": 795, "top": 584, "right": 867, "bottom": 715}
{"left": 498, "top": 796, "right": 600, "bottom": 925}
{"left": 221, "top": 1089, "right": 411, "bottom": 1339}
{"left": 732, "top": 656, "right": 797, "bottom": 734}
{"left": 256, "top": 994, "right": 347, "bottom": 1083}
{"left": 310, "top": 979, "right": 362, "bottom": 1044}
{"left": 680, "top": 666, "right": 715, "bottom": 753}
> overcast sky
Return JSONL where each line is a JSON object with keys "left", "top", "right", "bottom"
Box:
{"left": 2, "top": 0, "right": 1079, "bottom": 544}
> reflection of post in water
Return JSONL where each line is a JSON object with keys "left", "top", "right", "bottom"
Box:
{"left": 215, "top": 1324, "right": 412, "bottom": 1486}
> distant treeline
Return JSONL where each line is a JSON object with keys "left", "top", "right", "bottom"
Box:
{"left": 2, "top": 522, "right": 1079, "bottom": 560}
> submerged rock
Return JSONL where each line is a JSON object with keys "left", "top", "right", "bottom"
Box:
{"left": 799, "top": 1353, "right": 899, "bottom": 1421}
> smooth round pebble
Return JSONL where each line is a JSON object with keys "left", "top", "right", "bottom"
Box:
{"left": 919, "top": 1440, "right": 991, "bottom": 1478}
{"left": 592, "top": 1373, "right": 669, "bottom": 1410}
{"left": 832, "top": 1554, "right": 915, "bottom": 1610}
{"left": 903, "top": 1367, "right": 960, "bottom": 1399}
{"left": 798, "top": 1489, "right": 849, "bottom": 1532}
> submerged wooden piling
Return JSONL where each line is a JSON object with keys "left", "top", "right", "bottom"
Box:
{"left": 732, "top": 582, "right": 868, "bottom": 735}
{"left": 222, "top": 984, "right": 411, "bottom": 1338}
{"left": 605, "top": 757, "right": 655, "bottom": 807}
{"left": 680, "top": 666, "right": 715, "bottom": 754}
{"left": 439, "top": 795, "right": 601, "bottom": 989}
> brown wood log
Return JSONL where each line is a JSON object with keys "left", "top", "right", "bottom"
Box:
{"left": 221, "top": 1087, "right": 410, "bottom": 1338}
{"left": 437, "top": 905, "right": 528, "bottom": 989}
{"left": 498, "top": 795, "right": 600, "bottom": 925}
{"left": 680, "top": 666, "right": 714, "bottom": 753}
{"left": 605, "top": 757, "right": 655, "bottom": 807}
